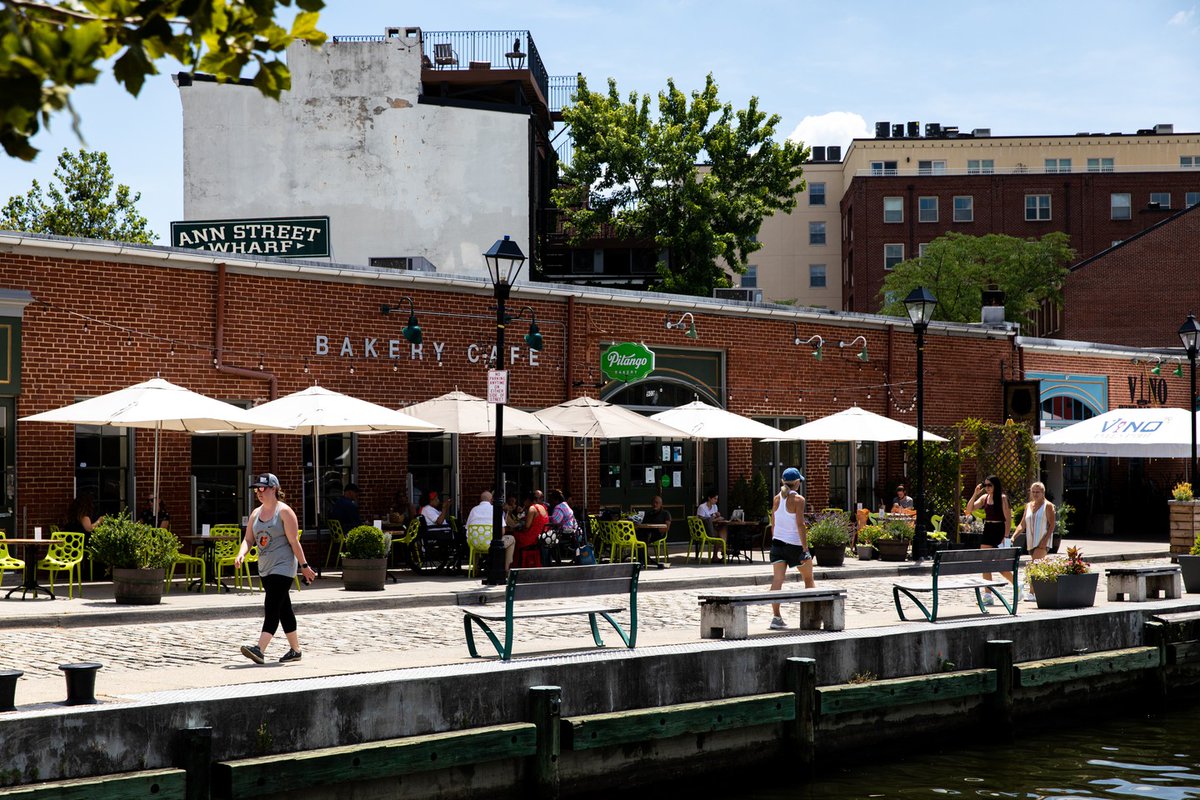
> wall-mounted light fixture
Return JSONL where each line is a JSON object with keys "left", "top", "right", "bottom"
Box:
{"left": 1175, "top": 359, "right": 1186, "bottom": 378}
{"left": 380, "top": 297, "right": 423, "bottom": 344}
{"left": 508, "top": 306, "right": 544, "bottom": 351}
{"left": 795, "top": 332, "right": 824, "bottom": 360}
{"left": 1151, "top": 358, "right": 1163, "bottom": 376}
{"left": 839, "top": 335, "right": 869, "bottom": 362}
{"left": 665, "top": 312, "right": 698, "bottom": 339}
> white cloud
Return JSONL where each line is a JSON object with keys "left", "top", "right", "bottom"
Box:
{"left": 787, "top": 111, "right": 871, "bottom": 151}
{"left": 1168, "top": 7, "right": 1195, "bottom": 26}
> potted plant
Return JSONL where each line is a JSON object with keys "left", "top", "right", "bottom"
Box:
{"left": 856, "top": 524, "right": 883, "bottom": 560}
{"left": 341, "top": 525, "right": 388, "bottom": 591}
{"left": 1027, "top": 546, "right": 1098, "bottom": 609}
{"left": 956, "top": 510, "right": 984, "bottom": 549}
{"left": 807, "top": 512, "right": 852, "bottom": 567}
{"left": 1179, "top": 532, "right": 1200, "bottom": 594}
{"left": 89, "top": 509, "right": 179, "bottom": 605}
{"left": 926, "top": 530, "right": 950, "bottom": 553}
{"left": 1169, "top": 482, "right": 1200, "bottom": 556}
{"left": 875, "top": 520, "right": 913, "bottom": 561}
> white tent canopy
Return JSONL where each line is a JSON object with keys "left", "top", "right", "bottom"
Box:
{"left": 772, "top": 406, "right": 948, "bottom": 442}
{"left": 649, "top": 400, "right": 783, "bottom": 440}
{"left": 1035, "top": 407, "right": 1198, "bottom": 457}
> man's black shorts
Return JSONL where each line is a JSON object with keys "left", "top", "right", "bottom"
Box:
{"left": 770, "top": 539, "right": 812, "bottom": 567}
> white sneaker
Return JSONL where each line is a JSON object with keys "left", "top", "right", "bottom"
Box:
{"left": 769, "top": 616, "right": 787, "bottom": 630}
{"left": 1021, "top": 591, "right": 1036, "bottom": 602}
{"left": 981, "top": 593, "right": 995, "bottom": 607}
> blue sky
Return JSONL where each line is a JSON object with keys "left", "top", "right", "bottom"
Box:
{"left": 2, "top": 0, "right": 1198, "bottom": 241}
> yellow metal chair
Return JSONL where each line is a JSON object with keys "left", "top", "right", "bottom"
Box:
{"left": 37, "top": 531, "right": 85, "bottom": 599}
{"left": 213, "top": 537, "right": 257, "bottom": 590}
{"left": 0, "top": 532, "right": 25, "bottom": 584}
{"left": 165, "top": 543, "right": 206, "bottom": 594}
{"left": 395, "top": 517, "right": 423, "bottom": 571}
{"left": 609, "top": 520, "right": 646, "bottom": 565}
{"left": 465, "top": 523, "right": 493, "bottom": 578}
{"left": 686, "top": 516, "right": 726, "bottom": 564}
{"left": 645, "top": 523, "right": 670, "bottom": 566}
{"left": 325, "top": 519, "right": 346, "bottom": 570}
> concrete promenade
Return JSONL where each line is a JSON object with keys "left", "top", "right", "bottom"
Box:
{"left": 0, "top": 538, "right": 1170, "bottom": 709}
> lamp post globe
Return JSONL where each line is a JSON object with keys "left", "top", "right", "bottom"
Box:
{"left": 1179, "top": 313, "right": 1200, "bottom": 486}
{"left": 484, "top": 236, "right": 527, "bottom": 586}
{"left": 904, "top": 287, "right": 938, "bottom": 561}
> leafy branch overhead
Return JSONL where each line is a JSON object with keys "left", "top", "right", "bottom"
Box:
{"left": 0, "top": 0, "right": 327, "bottom": 160}
{"left": 554, "top": 74, "right": 807, "bottom": 296}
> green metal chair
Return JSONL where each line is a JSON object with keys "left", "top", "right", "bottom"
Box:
{"left": 0, "top": 532, "right": 25, "bottom": 584}
{"left": 609, "top": 520, "right": 647, "bottom": 565}
{"left": 37, "top": 531, "right": 85, "bottom": 599}
{"left": 686, "top": 516, "right": 726, "bottom": 564}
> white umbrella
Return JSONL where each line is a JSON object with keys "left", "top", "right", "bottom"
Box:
{"left": 650, "top": 400, "right": 783, "bottom": 506}
{"left": 20, "top": 377, "right": 288, "bottom": 518}
{"left": 241, "top": 385, "right": 441, "bottom": 526}
{"left": 534, "top": 397, "right": 691, "bottom": 509}
{"left": 1035, "top": 407, "right": 1197, "bottom": 457}
{"left": 772, "top": 406, "right": 948, "bottom": 442}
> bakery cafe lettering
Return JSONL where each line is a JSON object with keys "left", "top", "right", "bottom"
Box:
{"left": 315, "top": 336, "right": 540, "bottom": 367}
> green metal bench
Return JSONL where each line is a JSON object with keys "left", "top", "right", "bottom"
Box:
{"left": 462, "top": 562, "right": 640, "bottom": 660}
{"left": 893, "top": 548, "right": 1020, "bottom": 621}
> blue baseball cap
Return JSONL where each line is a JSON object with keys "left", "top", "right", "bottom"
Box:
{"left": 782, "top": 467, "right": 803, "bottom": 482}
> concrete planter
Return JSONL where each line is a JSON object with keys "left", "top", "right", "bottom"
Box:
{"left": 811, "top": 545, "right": 846, "bottom": 567}
{"left": 1169, "top": 500, "right": 1200, "bottom": 555}
{"left": 112, "top": 567, "right": 165, "bottom": 605}
{"left": 342, "top": 558, "right": 387, "bottom": 591}
{"left": 855, "top": 545, "right": 876, "bottom": 560}
{"left": 1178, "top": 554, "right": 1200, "bottom": 593}
{"left": 1031, "top": 572, "right": 1099, "bottom": 609}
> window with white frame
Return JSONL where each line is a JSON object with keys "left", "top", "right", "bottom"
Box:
{"left": 809, "top": 264, "right": 826, "bottom": 288}
{"left": 1045, "top": 158, "right": 1072, "bottom": 173}
{"left": 809, "top": 182, "right": 826, "bottom": 206}
{"left": 917, "top": 160, "right": 947, "bottom": 175}
{"left": 1087, "top": 157, "right": 1114, "bottom": 172}
{"left": 918, "top": 243, "right": 930, "bottom": 257}
{"left": 809, "top": 221, "right": 826, "bottom": 245}
{"left": 918, "top": 196, "right": 938, "bottom": 222}
{"left": 1150, "top": 192, "right": 1171, "bottom": 209}
{"left": 883, "top": 196, "right": 903, "bottom": 223}
{"left": 870, "top": 160, "right": 898, "bottom": 175}
{"left": 883, "top": 243, "right": 904, "bottom": 270}
{"left": 953, "top": 195, "right": 974, "bottom": 222}
{"left": 1180, "top": 156, "right": 1199, "bottom": 168}
{"left": 1187, "top": 191, "right": 1200, "bottom": 207}
{"left": 1025, "top": 194, "right": 1051, "bottom": 221}
{"left": 967, "top": 159, "right": 994, "bottom": 175}
{"left": 1110, "top": 193, "right": 1131, "bottom": 220}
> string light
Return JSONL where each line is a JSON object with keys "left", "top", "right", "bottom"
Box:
{"left": 258, "top": 355, "right": 264, "bottom": 371}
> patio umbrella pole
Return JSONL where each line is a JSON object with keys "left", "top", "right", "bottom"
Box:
{"left": 312, "top": 430, "right": 321, "bottom": 531}
{"left": 153, "top": 420, "right": 161, "bottom": 519}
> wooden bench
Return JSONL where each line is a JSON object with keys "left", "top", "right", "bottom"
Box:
{"left": 893, "top": 548, "right": 1020, "bottom": 622}
{"left": 462, "top": 562, "right": 639, "bottom": 660}
{"left": 0, "top": 768, "right": 186, "bottom": 799}
{"left": 1106, "top": 565, "right": 1182, "bottom": 602}
{"left": 698, "top": 588, "right": 846, "bottom": 639}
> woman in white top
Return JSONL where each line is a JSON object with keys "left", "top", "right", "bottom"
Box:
{"left": 696, "top": 488, "right": 728, "bottom": 560}
{"left": 1013, "top": 481, "right": 1056, "bottom": 561}
{"left": 767, "top": 468, "right": 815, "bottom": 630}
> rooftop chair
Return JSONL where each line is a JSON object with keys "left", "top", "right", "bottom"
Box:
{"left": 433, "top": 43, "right": 458, "bottom": 68}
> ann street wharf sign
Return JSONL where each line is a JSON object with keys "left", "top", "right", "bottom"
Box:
{"left": 601, "top": 342, "right": 655, "bottom": 382}
{"left": 171, "top": 216, "right": 331, "bottom": 258}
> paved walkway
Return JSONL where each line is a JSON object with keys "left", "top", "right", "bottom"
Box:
{"left": 0, "top": 539, "right": 1172, "bottom": 706}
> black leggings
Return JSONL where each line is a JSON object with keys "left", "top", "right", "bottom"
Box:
{"left": 260, "top": 574, "right": 297, "bottom": 636}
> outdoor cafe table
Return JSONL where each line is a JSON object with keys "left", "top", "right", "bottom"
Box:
{"left": 178, "top": 535, "right": 239, "bottom": 591}
{"left": 633, "top": 523, "right": 670, "bottom": 568}
{"left": 724, "top": 520, "right": 764, "bottom": 562}
{"left": 3, "top": 538, "right": 57, "bottom": 600}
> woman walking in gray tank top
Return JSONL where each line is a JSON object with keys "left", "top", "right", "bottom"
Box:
{"left": 236, "top": 473, "right": 317, "bottom": 664}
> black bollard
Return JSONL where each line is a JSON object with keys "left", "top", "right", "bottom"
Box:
{"left": 0, "top": 670, "right": 22, "bottom": 712}
{"left": 59, "top": 662, "right": 102, "bottom": 705}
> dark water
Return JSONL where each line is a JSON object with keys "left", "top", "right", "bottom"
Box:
{"left": 699, "top": 702, "right": 1200, "bottom": 799}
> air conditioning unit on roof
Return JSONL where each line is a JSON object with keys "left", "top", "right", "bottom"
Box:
{"left": 713, "top": 287, "right": 764, "bottom": 304}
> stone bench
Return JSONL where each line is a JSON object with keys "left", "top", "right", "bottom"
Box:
{"left": 1106, "top": 565, "right": 1182, "bottom": 602}
{"left": 698, "top": 588, "right": 846, "bottom": 639}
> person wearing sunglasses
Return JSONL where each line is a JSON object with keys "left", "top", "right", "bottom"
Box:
{"left": 966, "top": 475, "right": 1013, "bottom": 605}
{"left": 236, "top": 473, "right": 317, "bottom": 664}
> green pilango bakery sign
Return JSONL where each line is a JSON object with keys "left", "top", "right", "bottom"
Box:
{"left": 601, "top": 342, "right": 655, "bottom": 382}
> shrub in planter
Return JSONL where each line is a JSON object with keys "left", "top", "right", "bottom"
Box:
{"left": 341, "top": 525, "right": 388, "bottom": 591}
{"left": 89, "top": 510, "right": 179, "bottom": 605}
{"left": 807, "top": 513, "right": 852, "bottom": 567}
{"left": 1174, "top": 482, "right": 1195, "bottom": 502}
{"left": 1027, "top": 546, "right": 1098, "bottom": 608}
{"left": 856, "top": 524, "right": 884, "bottom": 559}
{"left": 875, "top": 520, "right": 913, "bottom": 561}
{"left": 342, "top": 525, "right": 388, "bottom": 559}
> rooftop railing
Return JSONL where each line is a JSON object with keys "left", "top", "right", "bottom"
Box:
{"left": 853, "top": 164, "right": 1200, "bottom": 177}
{"left": 548, "top": 75, "right": 579, "bottom": 115}
{"left": 421, "top": 30, "right": 548, "bottom": 101}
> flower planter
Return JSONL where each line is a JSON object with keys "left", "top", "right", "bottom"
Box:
{"left": 1030, "top": 572, "right": 1099, "bottom": 609}
{"left": 957, "top": 532, "right": 983, "bottom": 549}
{"left": 1178, "top": 555, "right": 1200, "bottom": 593}
{"left": 926, "top": 539, "right": 949, "bottom": 554}
{"left": 342, "top": 557, "right": 387, "bottom": 591}
{"left": 1169, "top": 501, "right": 1200, "bottom": 555}
{"left": 811, "top": 545, "right": 846, "bottom": 567}
{"left": 855, "top": 544, "right": 876, "bottom": 560}
{"left": 112, "top": 567, "right": 165, "bottom": 605}
{"left": 876, "top": 540, "right": 910, "bottom": 561}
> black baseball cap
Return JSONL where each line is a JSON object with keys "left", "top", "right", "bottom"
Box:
{"left": 250, "top": 473, "right": 280, "bottom": 489}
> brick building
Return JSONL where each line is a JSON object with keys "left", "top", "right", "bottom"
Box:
{"left": 0, "top": 231, "right": 1189, "bottom": 542}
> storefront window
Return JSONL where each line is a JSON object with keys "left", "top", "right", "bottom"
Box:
{"left": 303, "top": 433, "right": 352, "bottom": 527}
{"left": 74, "top": 424, "right": 128, "bottom": 518}
{"left": 752, "top": 416, "right": 806, "bottom": 490}
{"left": 500, "top": 436, "right": 544, "bottom": 504}
{"left": 192, "top": 434, "right": 247, "bottom": 530}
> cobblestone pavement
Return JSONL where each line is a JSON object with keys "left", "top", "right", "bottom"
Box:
{"left": 0, "top": 558, "right": 1166, "bottom": 683}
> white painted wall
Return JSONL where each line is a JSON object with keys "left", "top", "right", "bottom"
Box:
{"left": 179, "top": 38, "right": 531, "bottom": 278}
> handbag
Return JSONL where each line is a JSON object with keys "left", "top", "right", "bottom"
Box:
{"left": 576, "top": 544, "right": 596, "bottom": 566}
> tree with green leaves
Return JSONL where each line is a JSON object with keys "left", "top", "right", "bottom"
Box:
{"left": 879, "top": 231, "right": 1075, "bottom": 329}
{"left": 2, "top": 148, "right": 156, "bottom": 243}
{"left": 553, "top": 74, "right": 807, "bottom": 296}
{"left": 0, "top": 0, "right": 326, "bottom": 160}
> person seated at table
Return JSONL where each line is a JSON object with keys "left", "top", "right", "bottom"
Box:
{"left": 328, "top": 483, "right": 362, "bottom": 532}
{"left": 697, "top": 488, "right": 728, "bottom": 560}
{"left": 514, "top": 491, "right": 549, "bottom": 567}
{"left": 891, "top": 484, "right": 915, "bottom": 512}
{"left": 419, "top": 489, "right": 463, "bottom": 567}
{"left": 66, "top": 492, "right": 105, "bottom": 543}
{"left": 503, "top": 494, "right": 523, "bottom": 531}
{"left": 138, "top": 497, "right": 171, "bottom": 529}
{"left": 547, "top": 488, "right": 581, "bottom": 553}
{"left": 466, "top": 490, "right": 513, "bottom": 570}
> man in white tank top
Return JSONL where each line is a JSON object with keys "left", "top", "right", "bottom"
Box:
{"left": 768, "top": 468, "right": 815, "bottom": 631}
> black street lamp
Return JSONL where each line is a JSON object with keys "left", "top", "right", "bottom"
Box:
{"left": 483, "top": 235, "right": 527, "bottom": 586}
{"left": 1180, "top": 313, "right": 1200, "bottom": 486}
{"left": 904, "top": 286, "right": 938, "bottom": 561}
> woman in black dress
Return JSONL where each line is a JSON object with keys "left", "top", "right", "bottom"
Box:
{"left": 966, "top": 475, "right": 1013, "bottom": 604}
